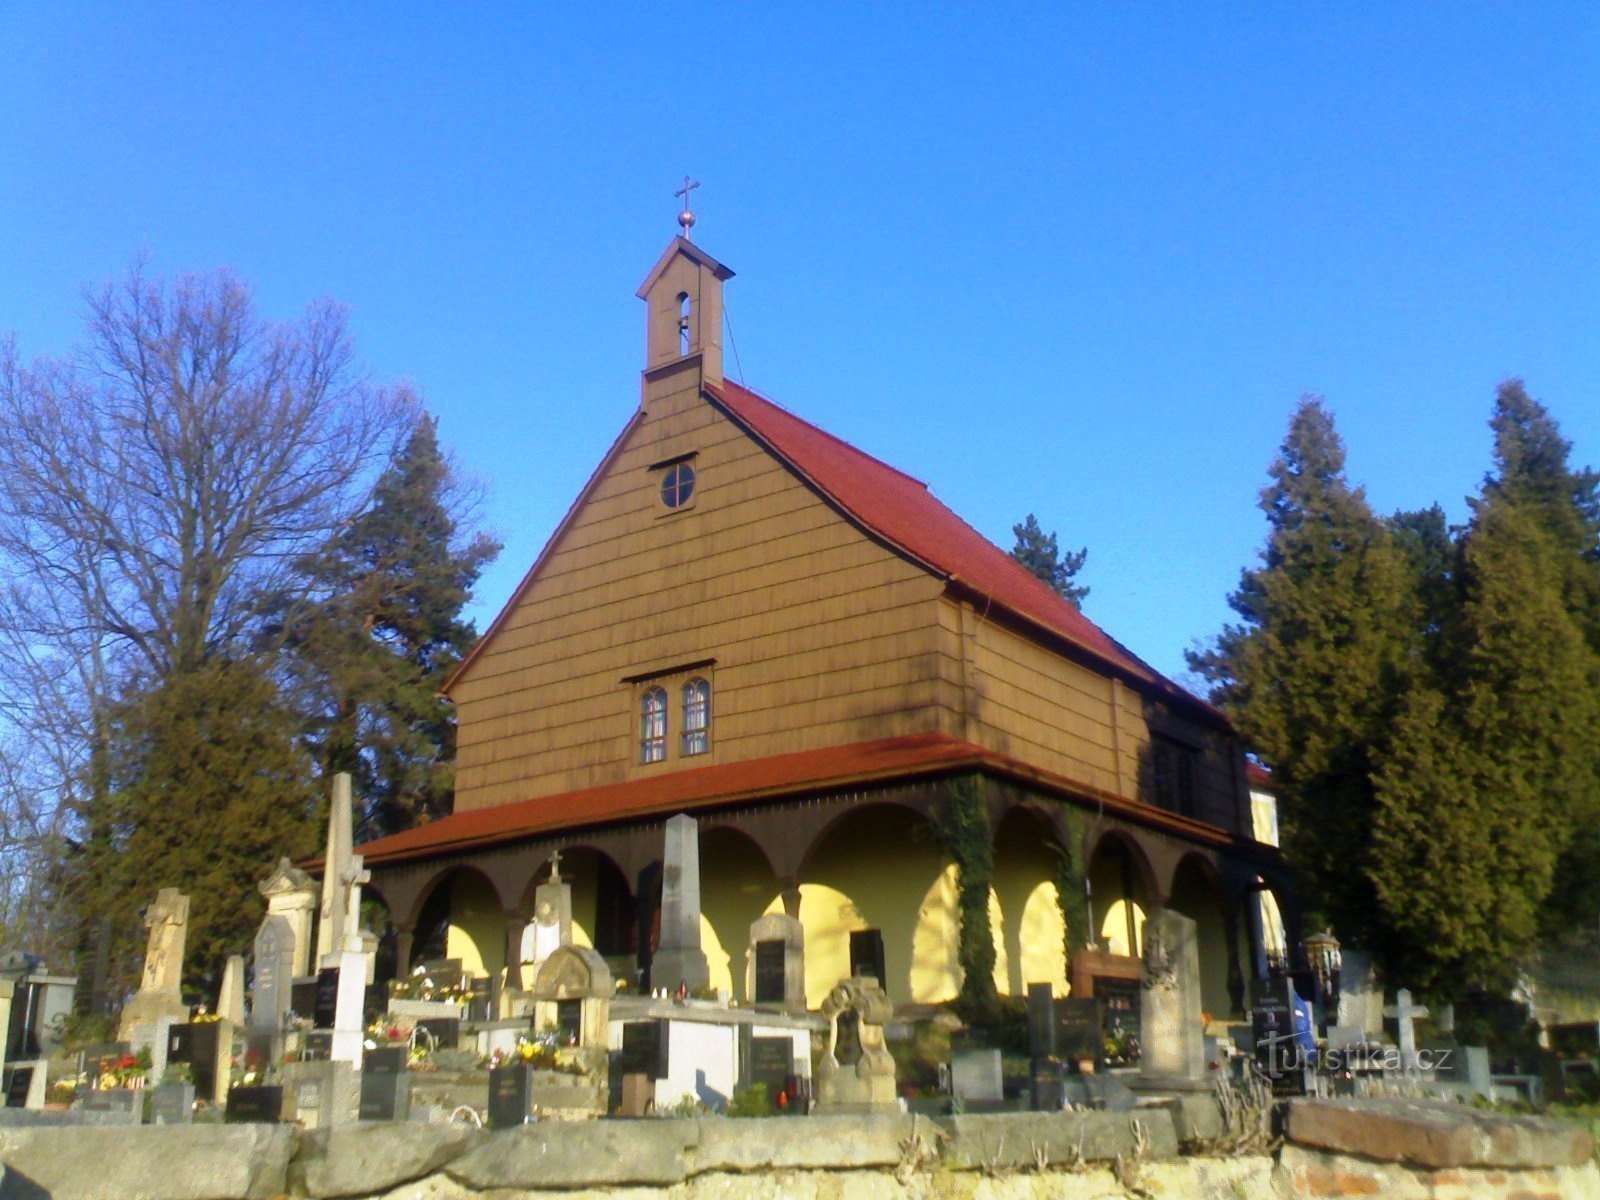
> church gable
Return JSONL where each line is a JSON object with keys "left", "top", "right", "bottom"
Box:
{"left": 449, "top": 268, "right": 951, "bottom": 812}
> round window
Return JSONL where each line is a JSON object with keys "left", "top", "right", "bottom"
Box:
{"left": 660, "top": 462, "right": 696, "bottom": 508}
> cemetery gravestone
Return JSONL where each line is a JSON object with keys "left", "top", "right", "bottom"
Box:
{"left": 747, "top": 1036, "right": 792, "bottom": 1089}
{"left": 488, "top": 1064, "right": 532, "bottom": 1128}
{"left": 746, "top": 913, "right": 805, "bottom": 1014}
{"left": 149, "top": 1082, "right": 194, "bottom": 1125}
{"left": 259, "top": 859, "right": 317, "bottom": 979}
{"left": 314, "top": 969, "right": 340, "bottom": 1029}
{"left": 225, "top": 1085, "right": 284, "bottom": 1123}
{"left": 814, "top": 976, "right": 897, "bottom": 1114}
{"left": 359, "top": 1069, "right": 410, "bottom": 1122}
{"left": 1056, "top": 998, "right": 1106, "bottom": 1073}
{"left": 650, "top": 814, "right": 709, "bottom": 992}
{"left": 1136, "top": 908, "right": 1208, "bottom": 1091}
{"left": 951, "top": 1045, "right": 1004, "bottom": 1106}
{"left": 118, "top": 889, "right": 191, "bottom": 1041}
{"left": 1251, "top": 978, "right": 1308, "bottom": 1096}
{"left": 1384, "top": 988, "right": 1430, "bottom": 1072}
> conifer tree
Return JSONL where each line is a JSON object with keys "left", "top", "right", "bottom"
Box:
{"left": 75, "top": 658, "right": 321, "bottom": 992}
{"left": 1187, "top": 398, "right": 1416, "bottom": 946}
{"left": 1010, "top": 513, "right": 1089, "bottom": 607}
{"left": 291, "top": 414, "right": 500, "bottom": 837}
{"left": 1373, "top": 499, "right": 1597, "bottom": 991}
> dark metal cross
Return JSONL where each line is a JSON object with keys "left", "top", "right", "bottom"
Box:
{"left": 675, "top": 176, "right": 701, "bottom": 239}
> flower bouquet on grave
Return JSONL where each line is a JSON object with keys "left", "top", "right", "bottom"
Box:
{"left": 388, "top": 964, "right": 468, "bottom": 1003}
{"left": 100, "top": 1048, "right": 152, "bottom": 1089}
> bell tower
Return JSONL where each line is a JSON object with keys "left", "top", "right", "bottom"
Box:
{"left": 636, "top": 184, "right": 734, "bottom": 391}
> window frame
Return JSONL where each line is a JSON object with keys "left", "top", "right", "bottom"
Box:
{"left": 681, "top": 676, "right": 711, "bottom": 756}
{"left": 639, "top": 686, "right": 668, "bottom": 764}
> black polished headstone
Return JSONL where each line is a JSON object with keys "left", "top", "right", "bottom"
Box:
{"left": 290, "top": 980, "right": 317, "bottom": 1022}
{"left": 313, "top": 968, "right": 340, "bottom": 1030}
{"left": 224, "top": 1085, "right": 284, "bottom": 1123}
{"left": 487, "top": 1064, "right": 531, "bottom": 1128}
{"left": 77, "top": 1042, "right": 129, "bottom": 1081}
{"left": 364, "top": 1045, "right": 407, "bottom": 1075}
{"left": 848, "top": 929, "right": 886, "bottom": 986}
{"left": 747, "top": 1036, "right": 793, "bottom": 1094}
{"left": 302, "top": 1031, "right": 334, "bottom": 1060}
{"left": 1056, "top": 998, "right": 1106, "bottom": 1073}
{"left": 4, "top": 1066, "right": 33, "bottom": 1108}
{"left": 188, "top": 1023, "right": 224, "bottom": 1101}
{"left": 359, "top": 1070, "right": 411, "bottom": 1121}
{"left": 1030, "top": 1057, "right": 1065, "bottom": 1111}
{"left": 754, "top": 941, "right": 786, "bottom": 1005}
{"left": 1026, "top": 983, "right": 1054, "bottom": 1058}
{"left": 166, "top": 1024, "right": 195, "bottom": 1064}
{"left": 1250, "top": 977, "right": 1306, "bottom": 1095}
{"left": 620, "top": 1021, "right": 668, "bottom": 1078}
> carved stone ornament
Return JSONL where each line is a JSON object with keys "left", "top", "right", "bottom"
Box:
{"left": 1141, "top": 922, "right": 1176, "bottom": 992}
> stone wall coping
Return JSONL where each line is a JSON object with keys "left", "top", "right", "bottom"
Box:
{"left": 1285, "top": 1097, "right": 1594, "bottom": 1170}
{"left": 0, "top": 1101, "right": 1593, "bottom": 1200}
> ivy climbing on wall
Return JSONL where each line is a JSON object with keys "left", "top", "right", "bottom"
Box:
{"left": 1053, "top": 806, "right": 1091, "bottom": 974}
{"left": 937, "top": 772, "right": 998, "bottom": 1017}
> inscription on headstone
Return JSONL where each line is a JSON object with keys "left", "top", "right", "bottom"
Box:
{"left": 359, "top": 1070, "right": 410, "bottom": 1122}
{"left": 224, "top": 1085, "right": 283, "bottom": 1123}
{"left": 1056, "top": 998, "right": 1106, "bottom": 1072}
{"left": 487, "top": 1064, "right": 531, "bottom": 1128}
{"left": 620, "top": 1021, "right": 668, "bottom": 1078}
{"left": 748, "top": 1036, "right": 793, "bottom": 1087}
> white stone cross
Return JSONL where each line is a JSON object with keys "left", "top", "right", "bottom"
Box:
{"left": 548, "top": 849, "right": 563, "bottom": 883}
{"left": 1383, "top": 988, "right": 1430, "bottom": 1070}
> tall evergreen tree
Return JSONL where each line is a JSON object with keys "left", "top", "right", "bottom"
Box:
{"left": 76, "top": 658, "right": 321, "bottom": 992}
{"left": 1373, "top": 499, "right": 1597, "bottom": 992}
{"left": 292, "top": 414, "right": 499, "bottom": 837}
{"left": 1187, "top": 398, "right": 1416, "bottom": 946}
{"left": 1010, "top": 513, "right": 1089, "bottom": 607}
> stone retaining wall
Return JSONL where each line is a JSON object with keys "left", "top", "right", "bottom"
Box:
{"left": 0, "top": 1099, "right": 1593, "bottom": 1200}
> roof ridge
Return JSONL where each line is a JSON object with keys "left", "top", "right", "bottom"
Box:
{"left": 709, "top": 379, "right": 930, "bottom": 490}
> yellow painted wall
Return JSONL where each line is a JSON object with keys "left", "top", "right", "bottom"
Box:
{"left": 992, "top": 813, "right": 1071, "bottom": 997}
{"left": 699, "top": 830, "right": 778, "bottom": 1003}
{"left": 444, "top": 873, "right": 505, "bottom": 979}
{"left": 908, "top": 864, "right": 1008, "bottom": 1004}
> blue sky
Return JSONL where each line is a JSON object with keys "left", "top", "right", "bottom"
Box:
{"left": 2, "top": 4, "right": 1595, "bottom": 685}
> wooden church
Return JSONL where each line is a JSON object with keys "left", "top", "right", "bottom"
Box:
{"left": 353, "top": 227, "right": 1296, "bottom": 1022}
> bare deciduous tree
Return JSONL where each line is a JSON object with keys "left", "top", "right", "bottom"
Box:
{"left": 0, "top": 265, "right": 412, "bottom": 968}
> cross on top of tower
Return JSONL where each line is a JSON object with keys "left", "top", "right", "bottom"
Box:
{"left": 675, "top": 176, "right": 700, "bottom": 241}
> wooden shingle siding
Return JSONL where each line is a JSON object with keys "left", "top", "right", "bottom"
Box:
{"left": 452, "top": 391, "right": 950, "bottom": 811}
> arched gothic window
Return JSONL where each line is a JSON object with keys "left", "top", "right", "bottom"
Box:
{"left": 640, "top": 687, "right": 668, "bottom": 763}
{"left": 681, "top": 677, "right": 710, "bottom": 756}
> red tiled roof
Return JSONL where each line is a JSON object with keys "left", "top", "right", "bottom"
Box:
{"left": 704, "top": 379, "right": 1217, "bottom": 717}
{"left": 354, "top": 732, "right": 1247, "bottom": 867}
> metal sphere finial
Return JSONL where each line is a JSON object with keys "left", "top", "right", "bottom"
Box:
{"left": 674, "top": 176, "right": 701, "bottom": 241}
